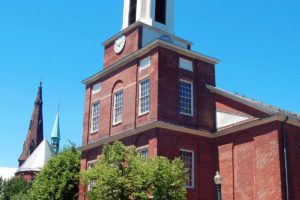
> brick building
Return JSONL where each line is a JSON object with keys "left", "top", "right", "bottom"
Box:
{"left": 79, "top": 1, "right": 300, "bottom": 199}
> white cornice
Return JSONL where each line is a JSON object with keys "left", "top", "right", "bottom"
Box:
{"left": 79, "top": 115, "right": 300, "bottom": 152}
{"left": 80, "top": 121, "right": 212, "bottom": 152}
{"left": 83, "top": 40, "right": 219, "bottom": 85}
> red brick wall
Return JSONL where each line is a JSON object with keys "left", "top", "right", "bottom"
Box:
{"left": 157, "top": 129, "right": 218, "bottom": 200}
{"left": 82, "top": 49, "right": 159, "bottom": 145}
{"left": 157, "top": 47, "right": 216, "bottom": 132}
{"left": 285, "top": 124, "right": 300, "bottom": 200}
{"left": 104, "top": 26, "right": 141, "bottom": 68}
{"left": 216, "top": 122, "right": 284, "bottom": 200}
{"left": 80, "top": 128, "right": 218, "bottom": 200}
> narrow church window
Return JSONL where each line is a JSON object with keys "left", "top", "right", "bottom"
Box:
{"left": 113, "top": 91, "right": 123, "bottom": 125}
{"left": 87, "top": 160, "right": 97, "bottom": 191}
{"left": 139, "top": 79, "right": 150, "bottom": 115}
{"left": 91, "top": 102, "right": 100, "bottom": 133}
{"left": 180, "top": 149, "right": 194, "bottom": 188}
{"left": 128, "top": 0, "right": 137, "bottom": 25}
{"left": 155, "top": 0, "right": 167, "bottom": 24}
{"left": 179, "top": 80, "right": 193, "bottom": 116}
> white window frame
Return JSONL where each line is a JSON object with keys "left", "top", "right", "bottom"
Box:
{"left": 136, "top": 145, "right": 149, "bottom": 158}
{"left": 139, "top": 56, "right": 151, "bottom": 70}
{"left": 139, "top": 79, "right": 150, "bottom": 115}
{"left": 179, "top": 79, "right": 194, "bottom": 116}
{"left": 180, "top": 149, "right": 195, "bottom": 189}
{"left": 90, "top": 102, "right": 100, "bottom": 133}
{"left": 87, "top": 160, "right": 97, "bottom": 191}
{"left": 113, "top": 90, "right": 123, "bottom": 125}
{"left": 179, "top": 58, "right": 193, "bottom": 72}
{"left": 92, "top": 83, "right": 101, "bottom": 94}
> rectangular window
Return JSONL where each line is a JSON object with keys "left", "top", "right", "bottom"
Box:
{"left": 139, "top": 79, "right": 150, "bottom": 114}
{"left": 155, "top": 0, "right": 167, "bottom": 24}
{"left": 179, "top": 80, "right": 193, "bottom": 116}
{"left": 139, "top": 56, "right": 151, "bottom": 70}
{"left": 137, "top": 146, "right": 149, "bottom": 158}
{"left": 179, "top": 58, "right": 193, "bottom": 71}
{"left": 87, "top": 160, "right": 97, "bottom": 191}
{"left": 180, "top": 150, "right": 194, "bottom": 188}
{"left": 129, "top": 0, "right": 137, "bottom": 25}
{"left": 91, "top": 102, "right": 100, "bottom": 133}
{"left": 92, "top": 83, "right": 101, "bottom": 94}
{"left": 113, "top": 91, "right": 123, "bottom": 125}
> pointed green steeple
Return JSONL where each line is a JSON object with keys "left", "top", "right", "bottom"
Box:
{"left": 51, "top": 112, "right": 60, "bottom": 154}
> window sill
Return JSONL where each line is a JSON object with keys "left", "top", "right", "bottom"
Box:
{"left": 186, "top": 186, "right": 195, "bottom": 190}
{"left": 112, "top": 122, "right": 122, "bottom": 127}
{"left": 89, "top": 130, "right": 98, "bottom": 135}
{"left": 138, "top": 111, "right": 150, "bottom": 118}
{"left": 180, "top": 112, "right": 194, "bottom": 117}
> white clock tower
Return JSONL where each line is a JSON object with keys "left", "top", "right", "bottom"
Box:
{"left": 122, "top": 0, "right": 174, "bottom": 34}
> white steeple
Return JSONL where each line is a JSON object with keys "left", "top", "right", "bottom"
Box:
{"left": 122, "top": 0, "right": 174, "bottom": 34}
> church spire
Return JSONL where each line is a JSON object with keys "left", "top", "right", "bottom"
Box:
{"left": 51, "top": 110, "right": 60, "bottom": 154}
{"left": 18, "top": 82, "right": 44, "bottom": 166}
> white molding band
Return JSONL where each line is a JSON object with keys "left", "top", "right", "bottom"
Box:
{"left": 80, "top": 115, "right": 300, "bottom": 152}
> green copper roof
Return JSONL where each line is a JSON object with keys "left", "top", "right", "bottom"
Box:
{"left": 51, "top": 112, "right": 60, "bottom": 138}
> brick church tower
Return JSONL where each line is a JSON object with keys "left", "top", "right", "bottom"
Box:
{"left": 18, "top": 82, "right": 44, "bottom": 167}
{"left": 80, "top": 1, "right": 300, "bottom": 199}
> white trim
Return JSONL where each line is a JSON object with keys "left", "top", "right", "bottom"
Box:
{"left": 139, "top": 79, "right": 150, "bottom": 115}
{"left": 113, "top": 91, "right": 123, "bottom": 125}
{"left": 92, "top": 83, "right": 101, "bottom": 94}
{"left": 179, "top": 79, "right": 194, "bottom": 116}
{"left": 80, "top": 115, "right": 300, "bottom": 152}
{"left": 90, "top": 102, "right": 100, "bottom": 134}
{"left": 139, "top": 56, "right": 151, "bottom": 70}
{"left": 179, "top": 57, "right": 193, "bottom": 72}
{"left": 180, "top": 149, "right": 195, "bottom": 189}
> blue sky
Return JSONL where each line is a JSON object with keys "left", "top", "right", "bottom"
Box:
{"left": 0, "top": 0, "right": 299, "bottom": 167}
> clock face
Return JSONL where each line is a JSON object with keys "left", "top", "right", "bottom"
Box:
{"left": 114, "top": 35, "right": 126, "bottom": 54}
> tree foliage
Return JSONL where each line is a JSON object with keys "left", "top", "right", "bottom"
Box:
{"left": 82, "top": 141, "right": 186, "bottom": 200}
{"left": 28, "top": 146, "right": 80, "bottom": 200}
{"left": 1, "top": 177, "right": 30, "bottom": 200}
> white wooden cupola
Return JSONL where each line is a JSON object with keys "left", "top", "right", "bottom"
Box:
{"left": 122, "top": 0, "right": 174, "bottom": 34}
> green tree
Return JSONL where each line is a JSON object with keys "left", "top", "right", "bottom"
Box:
{"left": 28, "top": 146, "right": 80, "bottom": 200}
{"left": 82, "top": 141, "right": 186, "bottom": 200}
{"left": 2, "top": 177, "right": 30, "bottom": 200}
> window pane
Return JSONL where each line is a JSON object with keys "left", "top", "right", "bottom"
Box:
{"left": 180, "top": 150, "right": 194, "bottom": 188}
{"left": 139, "top": 79, "right": 150, "bottom": 114}
{"left": 179, "top": 81, "right": 193, "bottom": 115}
{"left": 92, "top": 83, "right": 101, "bottom": 94}
{"left": 140, "top": 56, "right": 151, "bottom": 70}
{"left": 114, "top": 91, "right": 123, "bottom": 124}
{"left": 91, "top": 103, "right": 99, "bottom": 132}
